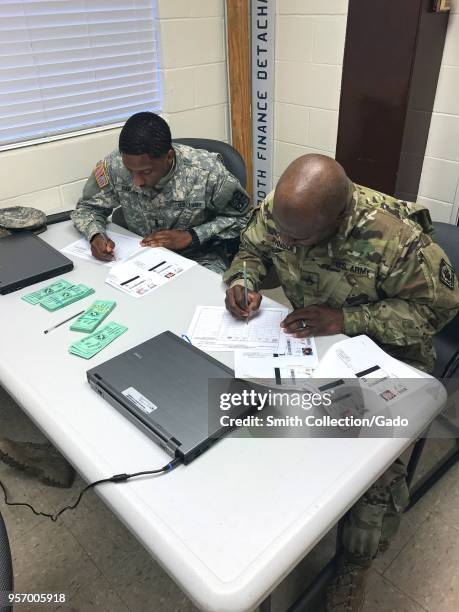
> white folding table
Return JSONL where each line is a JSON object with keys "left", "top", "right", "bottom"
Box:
{"left": 0, "top": 222, "right": 446, "bottom": 612}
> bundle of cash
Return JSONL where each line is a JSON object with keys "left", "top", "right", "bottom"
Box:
{"left": 70, "top": 300, "right": 116, "bottom": 333}
{"left": 22, "top": 279, "right": 73, "bottom": 305}
{"left": 69, "top": 322, "right": 127, "bottom": 359}
{"left": 40, "top": 284, "right": 95, "bottom": 312}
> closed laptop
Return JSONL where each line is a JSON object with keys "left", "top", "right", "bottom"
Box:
{"left": 0, "top": 232, "right": 73, "bottom": 295}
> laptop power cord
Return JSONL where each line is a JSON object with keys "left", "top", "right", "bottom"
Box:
{"left": 0, "top": 457, "right": 182, "bottom": 522}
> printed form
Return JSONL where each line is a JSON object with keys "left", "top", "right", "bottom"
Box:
{"left": 61, "top": 231, "right": 143, "bottom": 266}
{"left": 187, "top": 306, "right": 289, "bottom": 352}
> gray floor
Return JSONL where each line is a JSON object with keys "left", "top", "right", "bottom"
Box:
{"left": 1, "top": 386, "right": 459, "bottom": 612}
{"left": 1, "top": 286, "right": 458, "bottom": 611}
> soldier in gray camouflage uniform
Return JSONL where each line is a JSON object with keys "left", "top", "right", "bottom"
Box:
{"left": 224, "top": 154, "right": 459, "bottom": 611}
{"left": 71, "top": 112, "right": 251, "bottom": 274}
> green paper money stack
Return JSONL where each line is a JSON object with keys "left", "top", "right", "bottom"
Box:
{"left": 69, "top": 322, "right": 128, "bottom": 359}
{"left": 40, "top": 284, "right": 95, "bottom": 312}
{"left": 70, "top": 300, "right": 116, "bottom": 333}
{"left": 22, "top": 279, "right": 73, "bottom": 305}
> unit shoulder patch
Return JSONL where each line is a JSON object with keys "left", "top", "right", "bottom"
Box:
{"left": 229, "top": 190, "right": 249, "bottom": 212}
{"left": 439, "top": 258, "right": 455, "bottom": 290}
{"left": 94, "top": 161, "right": 110, "bottom": 189}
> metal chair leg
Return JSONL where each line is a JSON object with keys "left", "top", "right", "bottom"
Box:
{"left": 259, "top": 595, "right": 272, "bottom": 612}
{"left": 406, "top": 437, "right": 428, "bottom": 487}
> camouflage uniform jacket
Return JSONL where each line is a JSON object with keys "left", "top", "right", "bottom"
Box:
{"left": 224, "top": 184, "right": 459, "bottom": 372}
{"left": 71, "top": 144, "right": 251, "bottom": 273}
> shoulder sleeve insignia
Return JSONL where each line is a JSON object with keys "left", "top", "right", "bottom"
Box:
{"left": 439, "top": 258, "right": 456, "bottom": 290}
{"left": 229, "top": 190, "right": 250, "bottom": 212}
{"left": 93, "top": 161, "right": 110, "bottom": 190}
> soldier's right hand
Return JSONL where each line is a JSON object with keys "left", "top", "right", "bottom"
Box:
{"left": 90, "top": 233, "right": 115, "bottom": 262}
{"left": 225, "top": 285, "right": 262, "bottom": 320}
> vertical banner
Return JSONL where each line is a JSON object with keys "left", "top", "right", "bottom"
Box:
{"left": 251, "top": 0, "right": 275, "bottom": 203}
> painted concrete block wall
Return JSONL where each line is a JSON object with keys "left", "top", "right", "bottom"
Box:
{"left": 274, "top": 0, "right": 349, "bottom": 185}
{"left": 417, "top": 0, "right": 459, "bottom": 224}
{"left": 158, "top": 0, "right": 228, "bottom": 140}
{"left": 0, "top": 0, "right": 228, "bottom": 214}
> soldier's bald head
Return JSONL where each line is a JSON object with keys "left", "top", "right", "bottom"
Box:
{"left": 273, "top": 155, "right": 352, "bottom": 247}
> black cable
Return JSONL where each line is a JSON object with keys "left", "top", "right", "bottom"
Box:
{"left": 0, "top": 457, "right": 181, "bottom": 522}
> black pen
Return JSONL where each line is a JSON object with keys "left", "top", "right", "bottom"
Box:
{"left": 43, "top": 310, "right": 85, "bottom": 334}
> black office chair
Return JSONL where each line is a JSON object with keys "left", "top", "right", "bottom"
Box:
{"left": 406, "top": 221, "right": 459, "bottom": 509}
{"left": 0, "top": 511, "right": 13, "bottom": 612}
{"left": 173, "top": 138, "right": 247, "bottom": 188}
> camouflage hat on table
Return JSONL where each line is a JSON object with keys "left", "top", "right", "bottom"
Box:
{"left": 0, "top": 206, "right": 47, "bottom": 238}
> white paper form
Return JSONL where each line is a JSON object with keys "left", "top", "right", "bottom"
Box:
{"left": 312, "top": 335, "right": 427, "bottom": 407}
{"left": 234, "top": 352, "right": 316, "bottom": 385}
{"left": 277, "top": 333, "right": 318, "bottom": 360}
{"left": 61, "top": 231, "right": 143, "bottom": 267}
{"left": 105, "top": 247, "right": 196, "bottom": 298}
{"left": 234, "top": 336, "right": 318, "bottom": 384}
{"left": 187, "top": 306, "right": 289, "bottom": 352}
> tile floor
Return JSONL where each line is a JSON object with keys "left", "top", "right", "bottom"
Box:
{"left": 1, "top": 288, "right": 458, "bottom": 611}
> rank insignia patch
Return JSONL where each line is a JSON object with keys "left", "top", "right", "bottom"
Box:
{"left": 94, "top": 161, "right": 109, "bottom": 189}
{"left": 439, "top": 258, "right": 455, "bottom": 290}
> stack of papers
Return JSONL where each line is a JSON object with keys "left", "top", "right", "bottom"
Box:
{"left": 70, "top": 300, "right": 116, "bottom": 333}
{"left": 106, "top": 247, "right": 196, "bottom": 298}
{"left": 187, "top": 306, "right": 319, "bottom": 385}
{"left": 22, "top": 279, "right": 73, "bottom": 305}
{"left": 69, "top": 321, "right": 127, "bottom": 359}
{"left": 39, "top": 284, "right": 95, "bottom": 311}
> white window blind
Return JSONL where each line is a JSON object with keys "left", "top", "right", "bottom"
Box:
{"left": 0, "top": 0, "right": 162, "bottom": 148}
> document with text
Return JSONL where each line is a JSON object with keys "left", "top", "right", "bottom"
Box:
{"left": 187, "top": 306, "right": 289, "bottom": 352}
{"left": 61, "top": 231, "right": 143, "bottom": 266}
{"left": 105, "top": 247, "right": 196, "bottom": 298}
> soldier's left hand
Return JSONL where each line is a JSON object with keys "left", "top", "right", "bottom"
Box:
{"left": 281, "top": 305, "right": 344, "bottom": 337}
{"left": 141, "top": 230, "right": 192, "bottom": 251}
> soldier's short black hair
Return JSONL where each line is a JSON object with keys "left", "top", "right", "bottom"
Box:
{"left": 119, "top": 112, "right": 172, "bottom": 158}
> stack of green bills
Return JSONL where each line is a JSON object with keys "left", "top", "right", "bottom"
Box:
{"left": 22, "top": 279, "right": 74, "bottom": 305}
{"left": 40, "top": 284, "right": 95, "bottom": 312}
{"left": 69, "top": 322, "right": 128, "bottom": 359}
{"left": 70, "top": 300, "right": 116, "bottom": 333}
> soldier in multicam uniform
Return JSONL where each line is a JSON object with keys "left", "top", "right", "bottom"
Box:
{"left": 224, "top": 154, "right": 459, "bottom": 611}
{"left": 71, "top": 112, "right": 251, "bottom": 274}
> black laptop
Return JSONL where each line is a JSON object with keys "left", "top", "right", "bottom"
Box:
{"left": 0, "top": 232, "right": 73, "bottom": 295}
{"left": 87, "top": 331, "right": 257, "bottom": 464}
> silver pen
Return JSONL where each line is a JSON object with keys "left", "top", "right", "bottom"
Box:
{"left": 243, "top": 261, "right": 249, "bottom": 325}
{"left": 43, "top": 310, "right": 85, "bottom": 334}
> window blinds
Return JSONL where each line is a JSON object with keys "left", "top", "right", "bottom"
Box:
{"left": 0, "top": 0, "right": 161, "bottom": 148}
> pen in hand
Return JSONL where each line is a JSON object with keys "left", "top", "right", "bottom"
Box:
{"left": 243, "top": 261, "right": 249, "bottom": 325}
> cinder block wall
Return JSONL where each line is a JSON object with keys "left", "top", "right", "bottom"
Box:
{"left": 417, "top": 0, "right": 459, "bottom": 223}
{"left": 273, "top": 0, "right": 349, "bottom": 185}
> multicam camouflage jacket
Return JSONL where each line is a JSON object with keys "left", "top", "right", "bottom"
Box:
{"left": 71, "top": 144, "right": 251, "bottom": 273}
{"left": 224, "top": 184, "right": 459, "bottom": 372}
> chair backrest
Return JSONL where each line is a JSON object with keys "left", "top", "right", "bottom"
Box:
{"left": 432, "top": 222, "right": 459, "bottom": 378}
{"left": 173, "top": 138, "right": 247, "bottom": 188}
{"left": 0, "top": 511, "right": 13, "bottom": 612}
